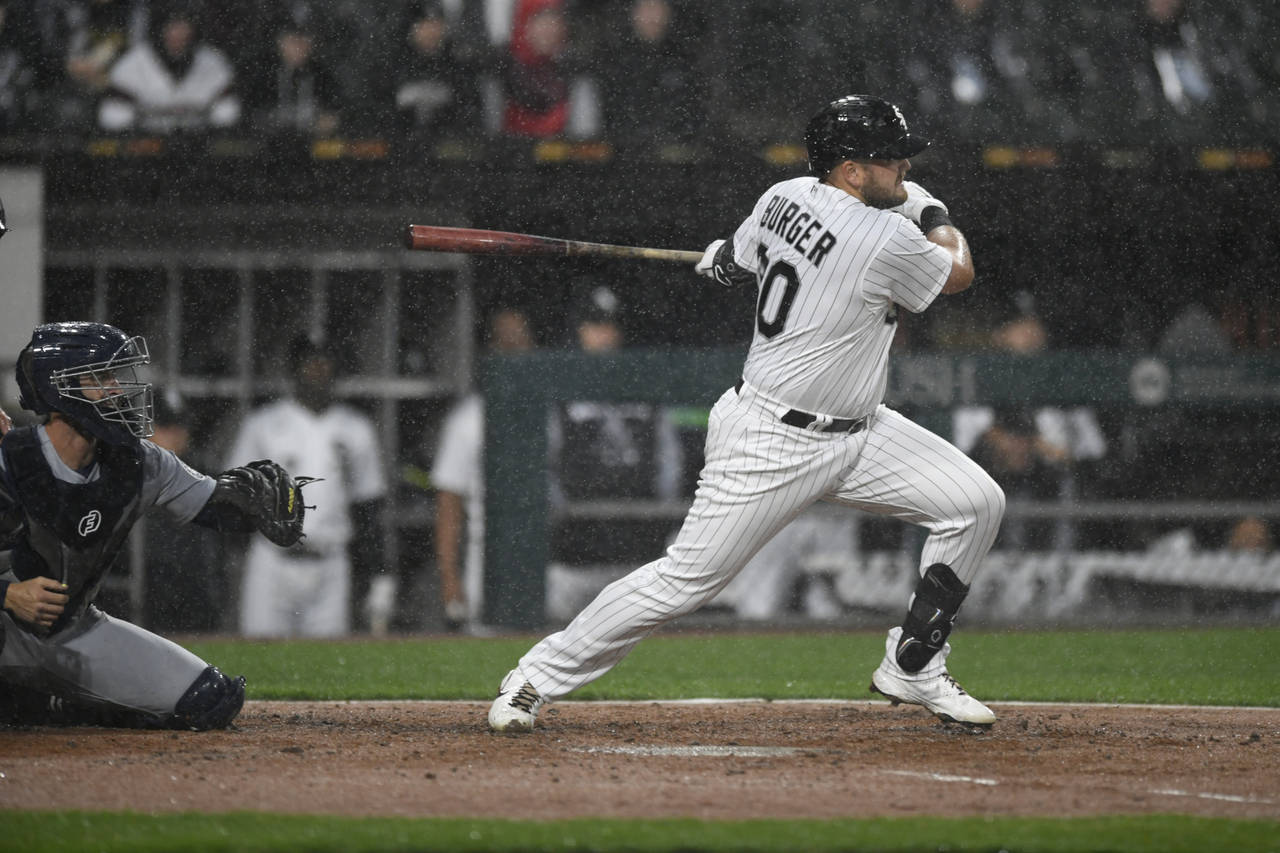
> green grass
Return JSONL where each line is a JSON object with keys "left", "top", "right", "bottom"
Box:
{"left": 184, "top": 627, "right": 1280, "bottom": 707}
{"left": 2, "top": 812, "right": 1277, "bottom": 853}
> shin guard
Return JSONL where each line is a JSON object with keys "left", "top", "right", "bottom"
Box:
{"left": 895, "top": 563, "right": 969, "bottom": 673}
{"left": 171, "top": 666, "right": 246, "bottom": 731}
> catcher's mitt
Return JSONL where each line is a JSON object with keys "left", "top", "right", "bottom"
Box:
{"left": 215, "top": 460, "right": 319, "bottom": 547}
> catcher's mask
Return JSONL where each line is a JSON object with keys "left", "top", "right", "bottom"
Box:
{"left": 16, "top": 321, "right": 155, "bottom": 446}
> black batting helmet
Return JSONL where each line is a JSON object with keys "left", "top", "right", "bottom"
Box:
{"left": 15, "top": 321, "right": 155, "bottom": 445}
{"left": 804, "top": 95, "right": 930, "bottom": 176}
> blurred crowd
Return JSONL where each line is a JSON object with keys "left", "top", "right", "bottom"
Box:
{"left": 0, "top": 0, "right": 1277, "bottom": 146}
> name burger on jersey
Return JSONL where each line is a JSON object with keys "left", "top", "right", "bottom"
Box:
{"left": 760, "top": 194, "right": 837, "bottom": 268}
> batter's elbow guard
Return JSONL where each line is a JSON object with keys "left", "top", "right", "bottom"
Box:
{"left": 171, "top": 666, "right": 246, "bottom": 731}
{"left": 896, "top": 563, "right": 969, "bottom": 673}
{"left": 714, "top": 239, "right": 757, "bottom": 288}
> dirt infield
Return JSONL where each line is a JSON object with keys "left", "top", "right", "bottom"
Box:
{"left": 1, "top": 700, "right": 1277, "bottom": 820}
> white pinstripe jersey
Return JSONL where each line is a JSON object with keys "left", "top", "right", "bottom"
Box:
{"left": 735, "top": 176, "right": 952, "bottom": 419}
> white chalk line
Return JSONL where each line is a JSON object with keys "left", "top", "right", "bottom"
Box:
{"left": 574, "top": 745, "right": 804, "bottom": 758}
{"left": 1149, "top": 789, "right": 1275, "bottom": 805}
{"left": 570, "top": 747, "right": 1270, "bottom": 803}
{"left": 878, "top": 769, "right": 999, "bottom": 786}
{"left": 572, "top": 746, "right": 999, "bottom": 787}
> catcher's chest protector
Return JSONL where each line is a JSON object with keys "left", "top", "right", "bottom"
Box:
{"left": 1, "top": 426, "right": 145, "bottom": 634}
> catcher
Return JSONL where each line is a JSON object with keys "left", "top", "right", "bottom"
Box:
{"left": 0, "top": 321, "right": 314, "bottom": 729}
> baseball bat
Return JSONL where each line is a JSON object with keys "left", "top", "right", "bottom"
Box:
{"left": 404, "top": 225, "right": 703, "bottom": 264}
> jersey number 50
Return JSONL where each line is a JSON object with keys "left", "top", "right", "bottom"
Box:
{"left": 756, "top": 247, "right": 800, "bottom": 339}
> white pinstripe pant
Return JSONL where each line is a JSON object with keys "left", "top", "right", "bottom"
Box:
{"left": 519, "top": 382, "right": 1006, "bottom": 699}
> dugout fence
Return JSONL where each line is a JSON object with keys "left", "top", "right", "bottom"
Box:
{"left": 37, "top": 247, "right": 473, "bottom": 630}
{"left": 481, "top": 349, "right": 1280, "bottom": 630}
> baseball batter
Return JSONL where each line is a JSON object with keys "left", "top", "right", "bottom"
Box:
{"left": 489, "top": 95, "right": 1005, "bottom": 731}
{"left": 0, "top": 322, "right": 310, "bottom": 729}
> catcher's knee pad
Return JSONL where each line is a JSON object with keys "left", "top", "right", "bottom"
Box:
{"left": 172, "top": 666, "right": 246, "bottom": 731}
{"left": 896, "top": 563, "right": 969, "bottom": 673}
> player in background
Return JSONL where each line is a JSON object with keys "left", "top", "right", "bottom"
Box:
{"left": 226, "top": 335, "right": 387, "bottom": 637}
{"left": 544, "top": 284, "right": 685, "bottom": 621}
{"left": 488, "top": 95, "right": 1005, "bottom": 732}
{"left": 432, "top": 307, "right": 537, "bottom": 632}
{"left": 0, "top": 321, "right": 309, "bottom": 728}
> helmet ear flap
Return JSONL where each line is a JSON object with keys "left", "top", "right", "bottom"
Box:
{"left": 14, "top": 346, "right": 48, "bottom": 414}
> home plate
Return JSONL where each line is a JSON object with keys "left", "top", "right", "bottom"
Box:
{"left": 574, "top": 745, "right": 806, "bottom": 758}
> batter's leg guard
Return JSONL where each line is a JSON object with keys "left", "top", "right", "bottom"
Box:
{"left": 170, "top": 666, "right": 246, "bottom": 731}
{"left": 895, "top": 563, "right": 969, "bottom": 673}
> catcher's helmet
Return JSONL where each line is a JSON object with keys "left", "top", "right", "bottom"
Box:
{"left": 804, "top": 95, "right": 930, "bottom": 176}
{"left": 15, "top": 321, "right": 155, "bottom": 445}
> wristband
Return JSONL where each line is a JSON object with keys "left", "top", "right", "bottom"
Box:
{"left": 919, "top": 206, "right": 954, "bottom": 233}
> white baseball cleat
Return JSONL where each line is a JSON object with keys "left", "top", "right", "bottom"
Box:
{"left": 870, "top": 627, "right": 995, "bottom": 726}
{"left": 487, "top": 669, "right": 546, "bottom": 733}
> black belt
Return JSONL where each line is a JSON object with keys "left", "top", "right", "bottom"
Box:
{"left": 735, "top": 378, "right": 867, "bottom": 435}
{"left": 282, "top": 545, "right": 335, "bottom": 560}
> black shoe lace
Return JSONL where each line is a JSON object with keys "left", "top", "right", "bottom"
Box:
{"left": 942, "top": 673, "right": 967, "bottom": 695}
{"left": 509, "top": 683, "right": 540, "bottom": 713}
